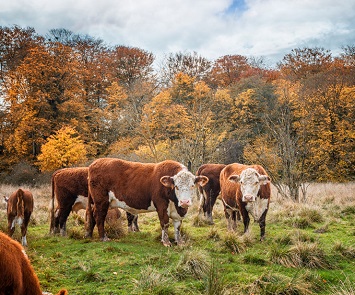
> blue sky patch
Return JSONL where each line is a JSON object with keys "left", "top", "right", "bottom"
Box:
{"left": 225, "top": 0, "right": 248, "bottom": 15}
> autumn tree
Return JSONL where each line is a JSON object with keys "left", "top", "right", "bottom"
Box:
{"left": 2, "top": 40, "right": 85, "bottom": 165}
{"left": 37, "top": 126, "right": 87, "bottom": 172}
{"left": 207, "top": 54, "right": 253, "bottom": 88}
{"left": 279, "top": 47, "right": 355, "bottom": 181}
{"left": 138, "top": 90, "right": 191, "bottom": 161}
{"left": 108, "top": 46, "right": 157, "bottom": 151}
{"left": 159, "top": 51, "right": 211, "bottom": 87}
{"left": 69, "top": 34, "right": 112, "bottom": 154}
{"left": 0, "top": 25, "right": 42, "bottom": 86}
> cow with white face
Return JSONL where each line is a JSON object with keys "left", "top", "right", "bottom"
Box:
{"left": 86, "top": 158, "right": 208, "bottom": 246}
{"left": 220, "top": 163, "right": 271, "bottom": 240}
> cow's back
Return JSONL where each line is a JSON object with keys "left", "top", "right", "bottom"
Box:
{"left": 53, "top": 167, "right": 88, "bottom": 196}
{"left": 89, "top": 158, "right": 185, "bottom": 206}
{"left": 197, "top": 164, "right": 226, "bottom": 191}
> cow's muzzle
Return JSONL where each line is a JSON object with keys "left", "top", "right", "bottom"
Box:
{"left": 179, "top": 199, "right": 191, "bottom": 208}
{"left": 242, "top": 195, "right": 256, "bottom": 202}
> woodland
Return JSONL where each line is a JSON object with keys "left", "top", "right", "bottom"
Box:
{"left": 0, "top": 25, "right": 354, "bottom": 201}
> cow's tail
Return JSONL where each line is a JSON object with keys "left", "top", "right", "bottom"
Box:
{"left": 16, "top": 189, "right": 25, "bottom": 220}
{"left": 16, "top": 188, "right": 25, "bottom": 225}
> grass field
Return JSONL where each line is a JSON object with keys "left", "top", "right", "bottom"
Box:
{"left": 0, "top": 182, "right": 354, "bottom": 295}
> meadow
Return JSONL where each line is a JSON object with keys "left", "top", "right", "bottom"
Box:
{"left": 0, "top": 182, "right": 354, "bottom": 295}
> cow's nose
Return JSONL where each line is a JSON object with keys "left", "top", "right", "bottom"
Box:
{"left": 243, "top": 195, "right": 254, "bottom": 202}
{"left": 179, "top": 199, "right": 191, "bottom": 208}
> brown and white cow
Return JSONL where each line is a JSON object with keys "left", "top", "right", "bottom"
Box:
{"left": 85, "top": 158, "right": 208, "bottom": 246}
{"left": 4, "top": 188, "right": 34, "bottom": 247}
{"left": 220, "top": 163, "right": 271, "bottom": 240}
{"left": 50, "top": 167, "right": 138, "bottom": 236}
{"left": 196, "top": 163, "right": 226, "bottom": 224}
{"left": 0, "top": 231, "right": 68, "bottom": 295}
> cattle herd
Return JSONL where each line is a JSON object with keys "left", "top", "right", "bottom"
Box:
{"left": 0, "top": 158, "right": 271, "bottom": 294}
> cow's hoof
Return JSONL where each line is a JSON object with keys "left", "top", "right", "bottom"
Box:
{"left": 162, "top": 241, "right": 172, "bottom": 247}
{"left": 176, "top": 241, "right": 185, "bottom": 247}
{"left": 84, "top": 232, "right": 93, "bottom": 239}
{"left": 101, "top": 236, "right": 110, "bottom": 242}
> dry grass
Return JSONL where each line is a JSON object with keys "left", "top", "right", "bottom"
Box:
{"left": 175, "top": 249, "right": 211, "bottom": 280}
{"left": 246, "top": 270, "right": 323, "bottom": 295}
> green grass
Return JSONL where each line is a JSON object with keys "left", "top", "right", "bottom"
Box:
{"left": 0, "top": 183, "right": 355, "bottom": 295}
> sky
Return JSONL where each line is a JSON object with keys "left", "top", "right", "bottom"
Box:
{"left": 1, "top": 0, "right": 355, "bottom": 67}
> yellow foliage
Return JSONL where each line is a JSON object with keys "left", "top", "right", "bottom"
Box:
{"left": 36, "top": 126, "right": 87, "bottom": 172}
{"left": 135, "top": 141, "right": 171, "bottom": 162}
{"left": 243, "top": 137, "right": 282, "bottom": 177}
{"left": 193, "top": 81, "right": 211, "bottom": 101}
{"left": 106, "top": 82, "right": 128, "bottom": 110}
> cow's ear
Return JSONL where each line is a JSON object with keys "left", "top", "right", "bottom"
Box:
{"left": 259, "top": 175, "right": 270, "bottom": 185}
{"left": 3, "top": 196, "right": 8, "bottom": 202}
{"left": 228, "top": 175, "right": 240, "bottom": 183}
{"left": 195, "top": 175, "right": 209, "bottom": 187}
{"left": 160, "top": 176, "right": 174, "bottom": 188}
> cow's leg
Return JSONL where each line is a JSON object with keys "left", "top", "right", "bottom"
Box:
{"left": 7, "top": 215, "right": 16, "bottom": 237}
{"left": 127, "top": 212, "right": 139, "bottom": 232}
{"left": 173, "top": 220, "right": 183, "bottom": 245}
{"left": 241, "top": 208, "right": 250, "bottom": 234}
{"left": 85, "top": 195, "right": 95, "bottom": 238}
{"left": 58, "top": 205, "right": 72, "bottom": 236}
{"left": 21, "top": 211, "right": 31, "bottom": 247}
{"left": 204, "top": 190, "right": 215, "bottom": 224}
{"left": 198, "top": 191, "right": 205, "bottom": 216}
{"left": 157, "top": 206, "right": 171, "bottom": 247}
{"left": 258, "top": 209, "right": 268, "bottom": 241}
{"left": 225, "top": 208, "right": 236, "bottom": 231}
{"left": 50, "top": 208, "right": 60, "bottom": 234}
{"left": 94, "top": 201, "right": 109, "bottom": 241}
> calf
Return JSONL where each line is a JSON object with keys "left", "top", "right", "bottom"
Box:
{"left": 4, "top": 188, "right": 34, "bottom": 247}
{"left": 0, "top": 231, "right": 67, "bottom": 295}
{"left": 220, "top": 163, "right": 271, "bottom": 240}
{"left": 196, "top": 163, "right": 226, "bottom": 224}
{"left": 50, "top": 167, "right": 138, "bottom": 235}
{"left": 86, "top": 158, "right": 208, "bottom": 246}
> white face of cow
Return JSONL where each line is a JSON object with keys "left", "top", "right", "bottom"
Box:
{"left": 160, "top": 170, "right": 208, "bottom": 208}
{"left": 229, "top": 168, "right": 270, "bottom": 203}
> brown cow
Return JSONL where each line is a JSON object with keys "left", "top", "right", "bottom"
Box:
{"left": 85, "top": 158, "right": 208, "bottom": 246}
{"left": 4, "top": 188, "right": 34, "bottom": 247}
{"left": 0, "top": 231, "right": 68, "bottom": 295}
{"left": 196, "top": 163, "right": 226, "bottom": 224}
{"left": 50, "top": 167, "right": 138, "bottom": 236}
{"left": 220, "top": 163, "right": 271, "bottom": 240}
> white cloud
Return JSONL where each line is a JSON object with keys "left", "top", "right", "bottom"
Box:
{"left": 1, "top": 0, "right": 354, "bottom": 66}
